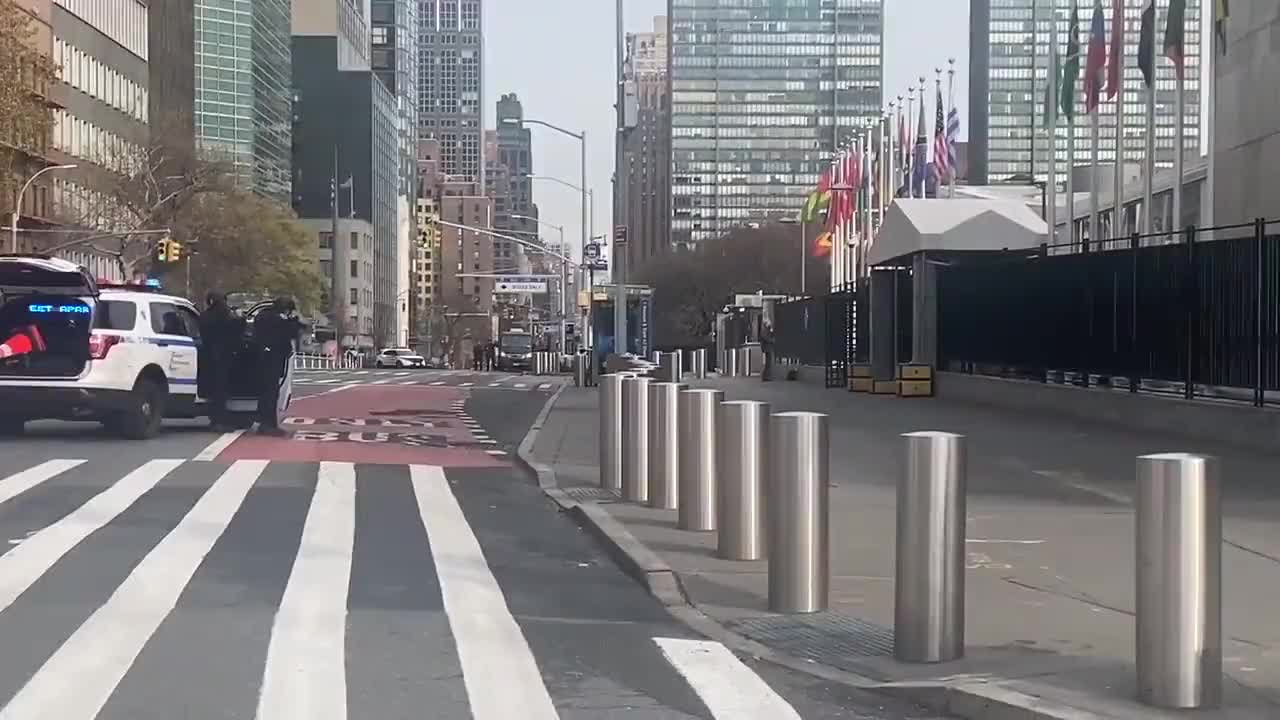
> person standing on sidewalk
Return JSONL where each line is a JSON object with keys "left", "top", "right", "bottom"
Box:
{"left": 760, "top": 319, "right": 775, "bottom": 381}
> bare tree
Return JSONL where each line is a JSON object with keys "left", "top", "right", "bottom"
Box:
{"left": 0, "top": 0, "right": 58, "bottom": 211}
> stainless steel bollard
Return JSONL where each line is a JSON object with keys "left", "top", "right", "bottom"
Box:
{"left": 620, "top": 375, "right": 652, "bottom": 503}
{"left": 895, "top": 431, "right": 967, "bottom": 663}
{"left": 737, "top": 346, "right": 753, "bottom": 376}
{"left": 598, "top": 374, "right": 627, "bottom": 491}
{"left": 651, "top": 350, "right": 661, "bottom": 364}
{"left": 723, "top": 348, "right": 737, "bottom": 377}
{"left": 677, "top": 389, "right": 722, "bottom": 531}
{"left": 717, "top": 400, "right": 769, "bottom": 560}
{"left": 574, "top": 353, "right": 588, "bottom": 386}
{"left": 691, "top": 348, "right": 707, "bottom": 379}
{"left": 534, "top": 352, "right": 544, "bottom": 375}
{"left": 1136, "top": 453, "right": 1222, "bottom": 709}
{"left": 768, "top": 411, "right": 829, "bottom": 613}
{"left": 647, "top": 382, "right": 684, "bottom": 510}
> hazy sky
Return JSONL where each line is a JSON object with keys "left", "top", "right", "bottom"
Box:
{"left": 483, "top": 0, "right": 971, "bottom": 260}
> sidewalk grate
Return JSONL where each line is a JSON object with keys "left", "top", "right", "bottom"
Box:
{"left": 560, "top": 487, "right": 621, "bottom": 504}
{"left": 726, "top": 613, "right": 895, "bottom": 665}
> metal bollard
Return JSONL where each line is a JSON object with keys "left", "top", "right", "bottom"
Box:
{"left": 691, "top": 348, "right": 707, "bottom": 379}
{"left": 651, "top": 350, "right": 661, "bottom": 364}
{"left": 647, "top": 382, "right": 684, "bottom": 510}
{"left": 723, "top": 348, "right": 737, "bottom": 377}
{"left": 677, "top": 389, "right": 722, "bottom": 531}
{"left": 768, "top": 411, "right": 829, "bottom": 613}
{"left": 737, "top": 346, "right": 753, "bottom": 376}
{"left": 574, "top": 352, "right": 589, "bottom": 387}
{"left": 895, "top": 431, "right": 967, "bottom": 663}
{"left": 1136, "top": 453, "right": 1222, "bottom": 709}
{"left": 620, "top": 375, "right": 652, "bottom": 503}
{"left": 598, "top": 374, "right": 627, "bottom": 491}
{"left": 717, "top": 400, "right": 769, "bottom": 560}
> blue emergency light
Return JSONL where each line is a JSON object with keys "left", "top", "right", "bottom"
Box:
{"left": 28, "top": 303, "right": 90, "bottom": 314}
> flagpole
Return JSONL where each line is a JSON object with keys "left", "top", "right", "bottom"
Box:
{"left": 863, "top": 126, "right": 872, "bottom": 277}
{"left": 1090, "top": 101, "right": 1100, "bottom": 251}
{"left": 1172, "top": 56, "right": 1184, "bottom": 238}
{"left": 1047, "top": 6, "right": 1059, "bottom": 244}
{"left": 905, "top": 89, "right": 915, "bottom": 198}
{"left": 1204, "top": 3, "right": 1217, "bottom": 239}
{"left": 830, "top": 152, "right": 839, "bottom": 291}
{"left": 1112, "top": 0, "right": 1126, "bottom": 241}
{"left": 888, "top": 100, "right": 897, "bottom": 207}
{"left": 1142, "top": 0, "right": 1155, "bottom": 235}
{"left": 918, "top": 75, "right": 927, "bottom": 198}
{"left": 947, "top": 59, "right": 957, "bottom": 198}
{"left": 935, "top": 69, "right": 943, "bottom": 198}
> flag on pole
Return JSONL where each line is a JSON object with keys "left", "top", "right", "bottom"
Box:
{"left": 1044, "top": 23, "right": 1060, "bottom": 128}
{"left": 1164, "top": 0, "right": 1187, "bottom": 80}
{"left": 1085, "top": 0, "right": 1107, "bottom": 113}
{"left": 933, "top": 84, "right": 949, "bottom": 179}
{"left": 1138, "top": 0, "right": 1156, "bottom": 87}
{"left": 801, "top": 168, "right": 832, "bottom": 223}
{"left": 1061, "top": 6, "right": 1082, "bottom": 121}
{"left": 813, "top": 231, "right": 833, "bottom": 257}
{"left": 1214, "top": 0, "right": 1229, "bottom": 55}
{"left": 946, "top": 105, "right": 960, "bottom": 177}
{"left": 913, "top": 89, "right": 928, "bottom": 197}
{"left": 1107, "top": 0, "right": 1124, "bottom": 99}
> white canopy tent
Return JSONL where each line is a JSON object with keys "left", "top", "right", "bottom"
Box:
{"left": 867, "top": 199, "right": 1048, "bottom": 268}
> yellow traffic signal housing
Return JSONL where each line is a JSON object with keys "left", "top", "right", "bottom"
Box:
{"left": 166, "top": 239, "right": 183, "bottom": 262}
{"left": 156, "top": 238, "right": 169, "bottom": 262}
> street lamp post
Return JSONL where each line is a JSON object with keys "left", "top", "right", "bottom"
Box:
{"left": 10, "top": 164, "right": 77, "bottom": 253}
{"left": 511, "top": 214, "right": 570, "bottom": 353}
{"left": 527, "top": 174, "right": 597, "bottom": 349}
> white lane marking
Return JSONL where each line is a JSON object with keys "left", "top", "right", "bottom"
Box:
{"left": 314, "top": 379, "right": 341, "bottom": 385}
{"left": 513, "top": 383, "right": 527, "bottom": 389}
{"left": 537, "top": 383, "right": 551, "bottom": 390}
{"left": 966, "top": 538, "right": 1045, "bottom": 545}
{"left": 194, "top": 431, "right": 244, "bottom": 462}
{"left": 410, "top": 466, "right": 558, "bottom": 720}
{"left": 488, "top": 382, "right": 503, "bottom": 387}
{"left": 460, "top": 382, "right": 474, "bottom": 387}
{"left": 257, "top": 462, "right": 355, "bottom": 720}
{"left": 654, "top": 638, "right": 802, "bottom": 720}
{"left": 485, "top": 450, "right": 507, "bottom": 456}
{"left": 0, "top": 461, "right": 267, "bottom": 720}
{"left": 399, "top": 380, "right": 417, "bottom": 385}
{"left": 0, "top": 460, "right": 84, "bottom": 508}
{"left": 0, "top": 459, "right": 184, "bottom": 615}
{"left": 394, "top": 371, "right": 411, "bottom": 377}
{"left": 431, "top": 381, "right": 446, "bottom": 386}
{"left": 371, "top": 378, "right": 392, "bottom": 385}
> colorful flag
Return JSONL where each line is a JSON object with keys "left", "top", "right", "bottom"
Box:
{"left": 813, "top": 230, "right": 832, "bottom": 257}
{"left": 1044, "top": 20, "right": 1060, "bottom": 127}
{"left": 933, "top": 84, "right": 949, "bottom": 179}
{"left": 1138, "top": 0, "right": 1156, "bottom": 87}
{"left": 1106, "top": 0, "right": 1124, "bottom": 99}
{"left": 1061, "top": 6, "right": 1082, "bottom": 120}
{"left": 1214, "top": 0, "right": 1229, "bottom": 55}
{"left": 1085, "top": 0, "right": 1107, "bottom": 113}
{"left": 1164, "top": 0, "right": 1187, "bottom": 80}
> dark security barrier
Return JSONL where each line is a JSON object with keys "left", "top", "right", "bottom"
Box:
{"left": 773, "top": 281, "right": 867, "bottom": 388}
{"left": 938, "top": 219, "right": 1280, "bottom": 407}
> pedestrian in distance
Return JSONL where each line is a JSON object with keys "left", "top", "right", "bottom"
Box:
{"left": 198, "top": 291, "right": 242, "bottom": 430}
{"left": 760, "top": 319, "right": 775, "bottom": 382}
{"left": 252, "top": 297, "right": 302, "bottom": 436}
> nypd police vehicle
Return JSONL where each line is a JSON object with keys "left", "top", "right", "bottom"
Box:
{"left": 0, "top": 255, "right": 292, "bottom": 438}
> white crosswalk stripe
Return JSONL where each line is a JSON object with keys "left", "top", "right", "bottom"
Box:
{"left": 0, "top": 458, "right": 793, "bottom": 717}
{"left": 293, "top": 371, "right": 562, "bottom": 392}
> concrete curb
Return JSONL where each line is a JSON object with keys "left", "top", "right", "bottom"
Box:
{"left": 515, "top": 384, "right": 1098, "bottom": 720}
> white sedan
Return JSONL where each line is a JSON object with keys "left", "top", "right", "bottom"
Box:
{"left": 374, "top": 348, "right": 426, "bottom": 368}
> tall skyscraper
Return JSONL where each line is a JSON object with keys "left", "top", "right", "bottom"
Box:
{"left": 493, "top": 94, "right": 535, "bottom": 270}
{"left": 968, "top": 0, "right": 1201, "bottom": 186}
{"left": 619, "top": 15, "right": 670, "bottom": 269}
{"left": 195, "top": 0, "right": 293, "bottom": 203}
{"left": 419, "top": 0, "right": 483, "bottom": 185}
{"left": 667, "top": 1, "right": 884, "bottom": 247}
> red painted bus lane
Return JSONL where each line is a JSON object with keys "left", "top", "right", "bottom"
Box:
{"left": 213, "top": 386, "right": 509, "bottom": 467}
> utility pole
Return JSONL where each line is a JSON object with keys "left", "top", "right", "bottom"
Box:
{"left": 612, "top": 0, "right": 628, "bottom": 356}
{"left": 330, "top": 145, "right": 345, "bottom": 354}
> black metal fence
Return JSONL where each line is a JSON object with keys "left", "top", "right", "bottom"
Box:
{"left": 938, "top": 219, "right": 1280, "bottom": 406}
{"left": 773, "top": 282, "right": 867, "bottom": 387}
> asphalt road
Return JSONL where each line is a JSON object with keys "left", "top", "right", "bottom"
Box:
{"left": 0, "top": 368, "right": 948, "bottom": 719}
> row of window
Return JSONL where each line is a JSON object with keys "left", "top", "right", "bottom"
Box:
{"left": 51, "top": 108, "right": 142, "bottom": 172}
{"left": 53, "top": 38, "right": 148, "bottom": 124}
{"left": 56, "top": 0, "right": 147, "bottom": 60}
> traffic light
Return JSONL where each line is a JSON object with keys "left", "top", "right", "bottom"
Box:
{"left": 165, "top": 239, "right": 182, "bottom": 262}
{"left": 156, "top": 238, "right": 169, "bottom": 262}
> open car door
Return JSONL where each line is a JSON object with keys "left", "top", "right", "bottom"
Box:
{"left": 234, "top": 301, "right": 294, "bottom": 423}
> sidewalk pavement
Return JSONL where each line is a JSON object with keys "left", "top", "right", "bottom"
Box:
{"left": 529, "top": 376, "right": 1280, "bottom": 719}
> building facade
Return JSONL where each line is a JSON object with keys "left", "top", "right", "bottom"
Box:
{"left": 418, "top": 0, "right": 483, "bottom": 185}
{"left": 492, "top": 94, "right": 535, "bottom": 271}
{"left": 292, "top": 0, "right": 399, "bottom": 352}
{"left": 968, "top": 0, "right": 1201, "bottom": 186}
{"left": 1213, "top": 4, "right": 1280, "bottom": 225}
{"left": 195, "top": 0, "right": 292, "bottom": 203}
{"left": 148, "top": 0, "right": 195, "bottom": 161}
{"left": 667, "top": 0, "right": 884, "bottom": 247}
{"left": 620, "top": 15, "right": 671, "bottom": 269}
{"left": 437, "top": 182, "right": 495, "bottom": 365}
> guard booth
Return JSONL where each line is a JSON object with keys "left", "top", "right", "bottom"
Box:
{"left": 865, "top": 199, "right": 1048, "bottom": 395}
{"left": 715, "top": 292, "right": 787, "bottom": 374}
{"left": 590, "top": 283, "right": 654, "bottom": 374}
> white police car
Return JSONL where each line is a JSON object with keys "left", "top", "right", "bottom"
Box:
{"left": 0, "top": 256, "right": 291, "bottom": 438}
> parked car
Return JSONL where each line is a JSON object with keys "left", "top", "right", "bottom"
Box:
{"left": 375, "top": 347, "right": 426, "bottom": 368}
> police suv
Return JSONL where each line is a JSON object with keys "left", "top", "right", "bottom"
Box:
{"left": 0, "top": 255, "right": 291, "bottom": 438}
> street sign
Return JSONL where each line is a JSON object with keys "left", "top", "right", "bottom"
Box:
{"left": 494, "top": 281, "right": 548, "bottom": 294}
{"left": 585, "top": 242, "right": 601, "bottom": 260}
{"left": 613, "top": 225, "right": 628, "bottom": 245}
{"left": 586, "top": 260, "right": 608, "bottom": 271}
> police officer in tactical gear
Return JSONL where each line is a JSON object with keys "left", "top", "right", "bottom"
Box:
{"left": 252, "top": 297, "right": 302, "bottom": 436}
{"left": 198, "top": 291, "right": 242, "bottom": 429}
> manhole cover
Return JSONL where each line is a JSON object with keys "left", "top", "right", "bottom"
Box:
{"left": 560, "top": 487, "right": 620, "bottom": 504}
{"left": 726, "top": 613, "right": 895, "bottom": 666}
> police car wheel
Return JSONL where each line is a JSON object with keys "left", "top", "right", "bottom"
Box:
{"left": 115, "top": 377, "right": 166, "bottom": 440}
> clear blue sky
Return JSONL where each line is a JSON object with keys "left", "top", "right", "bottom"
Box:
{"left": 483, "top": 0, "right": 971, "bottom": 260}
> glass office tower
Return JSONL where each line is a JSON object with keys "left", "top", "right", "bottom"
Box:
{"left": 194, "top": 0, "right": 293, "bottom": 203}
{"left": 669, "top": 0, "right": 884, "bottom": 247}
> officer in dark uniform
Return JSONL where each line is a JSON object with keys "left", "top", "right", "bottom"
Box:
{"left": 198, "top": 291, "right": 242, "bottom": 429}
{"left": 252, "top": 297, "right": 302, "bottom": 436}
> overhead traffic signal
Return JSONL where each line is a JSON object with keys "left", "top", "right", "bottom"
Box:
{"left": 166, "top": 238, "right": 182, "bottom": 262}
{"left": 154, "top": 236, "right": 183, "bottom": 263}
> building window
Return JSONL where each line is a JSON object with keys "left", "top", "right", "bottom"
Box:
{"left": 350, "top": 260, "right": 358, "bottom": 277}
{"left": 319, "top": 232, "right": 333, "bottom": 248}
{"left": 350, "top": 288, "right": 359, "bottom": 305}
{"left": 350, "top": 232, "right": 359, "bottom": 249}
{"left": 372, "top": 26, "right": 388, "bottom": 45}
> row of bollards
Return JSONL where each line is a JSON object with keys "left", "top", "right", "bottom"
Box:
{"left": 596, "top": 371, "right": 1222, "bottom": 711}
{"left": 532, "top": 351, "right": 562, "bottom": 375}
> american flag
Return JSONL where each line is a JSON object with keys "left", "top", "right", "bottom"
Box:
{"left": 945, "top": 105, "right": 960, "bottom": 181}
{"left": 932, "top": 85, "right": 948, "bottom": 179}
